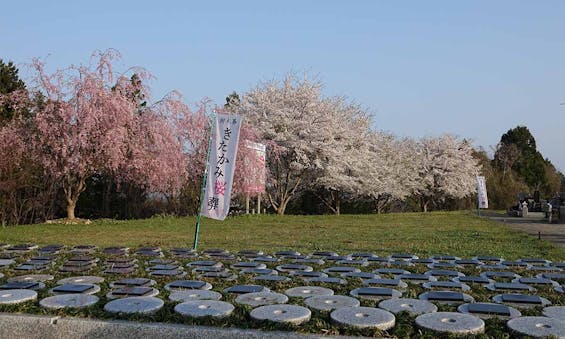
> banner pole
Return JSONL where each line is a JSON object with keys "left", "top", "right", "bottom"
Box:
{"left": 193, "top": 114, "right": 216, "bottom": 251}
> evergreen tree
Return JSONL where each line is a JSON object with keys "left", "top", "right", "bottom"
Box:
{"left": 0, "top": 59, "right": 26, "bottom": 123}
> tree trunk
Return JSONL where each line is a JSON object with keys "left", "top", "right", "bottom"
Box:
{"left": 66, "top": 199, "right": 76, "bottom": 220}
{"left": 335, "top": 197, "right": 340, "bottom": 215}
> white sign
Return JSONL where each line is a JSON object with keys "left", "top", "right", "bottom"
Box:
{"left": 202, "top": 114, "right": 242, "bottom": 220}
{"left": 243, "top": 140, "right": 266, "bottom": 194}
{"left": 476, "top": 175, "right": 488, "bottom": 209}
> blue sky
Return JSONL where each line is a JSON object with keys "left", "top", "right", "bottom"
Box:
{"left": 2, "top": 1, "right": 565, "bottom": 171}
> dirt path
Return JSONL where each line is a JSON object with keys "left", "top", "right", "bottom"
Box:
{"left": 485, "top": 211, "right": 565, "bottom": 247}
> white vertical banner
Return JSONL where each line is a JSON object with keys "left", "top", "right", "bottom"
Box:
{"left": 476, "top": 175, "right": 489, "bottom": 209}
{"left": 202, "top": 114, "right": 242, "bottom": 220}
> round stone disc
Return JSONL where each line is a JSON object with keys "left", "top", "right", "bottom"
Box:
{"left": 378, "top": 298, "right": 438, "bottom": 315}
{"left": 415, "top": 312, "right": 485, "bottom": 335}
{"left": 40, "top": 294, "right": 99, "bottom": 309}
{"left": 250, "top": 304, "right": 311, "bottom": 325}
{"left": 304, "top": 295, "right": 360, "bottom": 311}
{"left": 57, "top": 276, "right": 105, "bottom": 285}
{"left": 104, "top": 296, "right": 164, "bottom": 314}
{"left": 0, "top": 259, "right": 15, "bottom": 267}
{"left": 542, "top": 306, "right": 565, "bottom": 321}
{"left": 0, "top": 289, "right": 37, "bottom": 304}
{"left": 169, "top": 290, "right": 222, "bottom": 302}
{"left": 8, "top": 274, "right": 54, "bottom": 283}
{"left": 507, "top": 316, "right": 565, "bottom": 338}
{"left": 330, "top": 307, "right": 395, "bottom": 330}
{"left": 175, "top": 300, "right": 234, "bottom": 318}
{"left": 285, "top": 286, "right": 334, "bottom": 298}
{"left": 235, "top": 292, "right": 288, "bottom": 307}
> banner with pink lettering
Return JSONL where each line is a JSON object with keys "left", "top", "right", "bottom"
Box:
{"left": 202, "top": 114, "right": 242, "bottom": 220}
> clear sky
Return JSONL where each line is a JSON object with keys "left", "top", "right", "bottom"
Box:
{"left": 2, "top": 1, "right": 564, "bottom": 171}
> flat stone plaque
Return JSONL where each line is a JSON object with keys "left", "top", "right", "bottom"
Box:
{"left": 426, "top": 291, "right": 465, "bottom": 301}
{"left": 375, "top": 268, "right": 410, "bottom": 275}
{"left": 488, "top": 282, "right": 534, "bottom": 291}
{"left": 169, "top": 280, "right": 207, "bottom": 289}
{"left": 411, "top": 259, "right": 434, "bottom": 264}
{"left": 113, "top": 278, "right": 152, "bottom": 287}
{"left": 254, "top": 275, "right": 289, "bottom": 282}
{"left": 169, "top": 290, "right": 222, "bottom": 302}
{"left": 323, "top": 266, "right": 360, "bottom": 274}
{"left": 0, "top": 289, "right": 38, "bottom": 304}
{"left": 112, "top": 287, "right": 153, "bottom": 296}
{"left": 40, "top": 294, "right": 98, "bottom": 309}
{"left": 235, "top": 292, "right": 288, "bottom": 307}
{"left": 224, "top": 285, "right": 267, "bottom": 294}
{"left": 355, "top": 287, "right": 394, "bottom": 296}
{"left": 501, "top": 294, "right": 542, "bottom": 304}
{"left": 468, "top": 303, "right": 511, "bottom": 316}
{"left": 241, "top": 268, "right": 277, "bottom": 275}
{"left": 517, "top": 277, "right": 555, "bottom": 285}
{"left": 415, "top": 312, "right": 484, "bottom": 335}
{"left": 1, "top": 282, "right": 39, "bottom": 290}
{"left": 425, "top": 270, "right": 463, "bottom": 277}
{"left": 291, "top": 271, "right": 326, "bottom": 278}
{"left": 187, "top": 261, "right": 221, "bottom": 267}
{"left": 507, "top": 316, "right": 565, "bottom": 338}
{"left": 379, "top": 298, "right": 437, "bottom": 315}
{"left": 456, "top": 276, "right": 491, "bottom": 284}
{"left": 342, "top": 272, "right": 377, "bottom": 279}
{"left": 250, "top": 304, "right": 311, "bottom": 325}
{"left": 53, "top": 284, "right": 93, "bottom": 293}
{"left": 148, "top": 264, "right": 179, "bottom": 271}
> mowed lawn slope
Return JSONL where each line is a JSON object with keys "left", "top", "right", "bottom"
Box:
{"left": 1, "top": 211, "right": 563, "bottom": 260}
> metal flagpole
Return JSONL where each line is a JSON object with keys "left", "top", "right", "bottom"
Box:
{"left": 193, "top": 114, "right": 216, "bottom": 250}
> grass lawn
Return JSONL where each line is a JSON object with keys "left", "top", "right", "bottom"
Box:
{"left": 1, "top": 211, "right": 564, "bottom": 260}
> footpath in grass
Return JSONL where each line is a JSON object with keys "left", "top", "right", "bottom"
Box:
{"left": 1, "top": 211, "right": 564, "bottom": 261}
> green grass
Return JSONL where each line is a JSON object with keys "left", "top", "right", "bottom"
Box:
{"left": 1, "top": 211, "right": 564, "bottom": 260}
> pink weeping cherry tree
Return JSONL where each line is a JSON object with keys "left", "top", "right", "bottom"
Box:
{"left": 27, "top": 50, "right": 188, "bottom": 220}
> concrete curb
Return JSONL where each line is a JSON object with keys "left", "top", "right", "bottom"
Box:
{"left": 0, "top": 313, "right": 349, "bottom": 339}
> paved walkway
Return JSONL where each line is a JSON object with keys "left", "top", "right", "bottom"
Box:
{"left": 486, "top": 211, "right": 565, "bottom": 247}
{"left": 0, "top": 313, "right": 347, "bottom": 339}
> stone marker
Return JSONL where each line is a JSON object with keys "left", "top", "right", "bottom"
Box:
{"left": 250, "top": 304, "right": 311, "bottom": 325}
{"left": 428, "top": 262, "right": 461, "bottom": 269}
{"left": 293, "top": 258, "right": 325, "bottom": 265}
{"left": 231, "top": 262, "right": 267, "bottom": 270}
{"left": 57, "top": 276, "right": 104, "bottom": 285}
{"left": 415, "top": 312, "right": 484, "bottom": 335}
{"left": 410, "top": 258, "right": 435, "bottom": 265}
{"left": 0, "top": 281, "right": 44, "bottom": 290}
{"left": 169, "top": 290, "right": 223, "bottom": 302}
{"left": 175, "top": 300, "right": 235, "bottom": 318}
{"left": 542, "top": 306, "right": 565, "bottom": 321}
{"left": 363, "top": 278, "right": 408, "bottom": 289}
{"left": 480, "top": 271, "right": 520, "bottom": 280}
{"left": 375, "top": 268, "right": 410, "bottom": 276}
{"left": 276, "top": 264, "right": 313, "bottom": 272}
{"left": 507, "top": 316, "right": 565, "bottom": 338}
{"left": 149, "top": 269, "right": 186, "bottom": 277}
{"left": 419, "top": 291, "right": 474, "bottom": 305}
{"left": 106, "top": 287, "right": 159, "bottom": 299}
{"left": 514, "top": 277, "right": 558, "bottom": 287}
{"left": 486, "top": 282, "right": 535, "bottom": 292}
{"left": 291, "top": 271, "right": 327, "bottom": 279}
{"left": 187, "top": 260, "right": 222, "bottom": 268}
{"left": 399, "top": 273, "right": 436, "bottom": 284}
{"left": 40, "top": 294, "right": 99, "bottom": 309}
{"left": 223, "top": 285, "right": 269, "bottom": 294}
{"left": 241, "top": 268, "right": 278, "bottom": 275}
{"left": 492, "top": 293, "right": 551, "bottom": 308}
{"left": 235, "top": 292, "right": 288, "bottom": 307}
{"left": 453, "top": 276, "right": 492, "bottom": 285}
{"left": 165, "top": 280, "right": 212, "bottom": 291}
{"left": 350, "top": 287, "right": 402, "bottom": 300}
{"left": 104, "top": 296, "right": 164, "bottom": 314}
{"left": 7, "top": 274, "right": 54, "bottom": 283}
{"left": 423, "top": 281, "right": 470, "bottom": 291}
{"left": 341, "top": 272, "right": 378, "bottom": 280}
{"left": 110, "top": 278, "right": 155, "bottom": 288}
{"left": 378, "top": 298, "right": 437, "bottom": 315}
{"left": 425, "top": 270, "right": 465, "bottom": 278}
{"left": 0, "top": 289, "right": 37, "bottom": 304}
{"left": 330, "top": 307, "right": 395, "bottom": 330}
{"left": 50, "top": 284, "right": 100, "bottom": 295}
{"left": 285, "top": 286, "right": 334, "bottom": 298}
{"left": 311, "top": 251, "right": 339, "bottom": 257}
{"left": 457, "top": 302, "right": 521, "bottom": 319}
{"left": 304, "top": 295, "right": 359, "bottom": 311}
{"left": 254, "top": 275, "right": 290, "bottom": 282}
{"left": 306, "top": 277, "right": 347, "bottom": 285}
{"left": 322, "top": 266, "right": 361, "bottom": 274}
